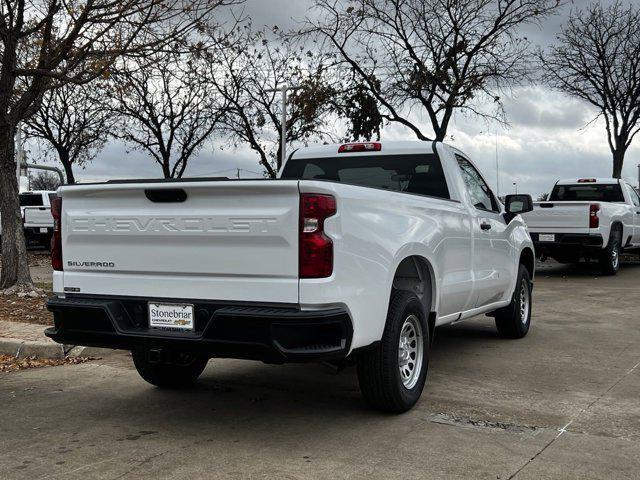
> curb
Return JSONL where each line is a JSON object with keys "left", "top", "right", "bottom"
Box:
{"left": 0, "top": 337, "right": 64, "bottom": 359}
{"left": 0, "top": 337, "right": 110, "bottom": 360}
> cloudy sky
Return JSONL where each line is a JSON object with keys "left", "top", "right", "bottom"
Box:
{"left": 26, "top": 0, "right": 640, "bottom": 197}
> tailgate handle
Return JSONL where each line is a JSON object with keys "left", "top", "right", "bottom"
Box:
{"left": 145, "top": 189, "right": 187, "bottom": 203}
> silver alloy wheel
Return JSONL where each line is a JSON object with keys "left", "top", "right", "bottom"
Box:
{"left": 520, "top": 281, "right": 530, "bottom": 325}
{"left": 398, "top": 314, "right": 423, "bottom": 389}
{"left": 611, "top": 243, "right": 619, "bottom": 270}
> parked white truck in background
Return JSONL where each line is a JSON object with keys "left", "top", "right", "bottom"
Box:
{"left": 523, "top": 178, "right": 640, "bottom": 275}
{"left": 0, "top": 190, "right": 56, "bottom": 247}
{"left": 45, "top": 141, "right": 535, "bottom": 412}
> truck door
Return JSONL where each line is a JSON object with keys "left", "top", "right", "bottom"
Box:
{"left": 455, "top": 156, "right": 513, "bottom": 308}
{"left": 627, "top": 184, "right": 640, "bottom": 246}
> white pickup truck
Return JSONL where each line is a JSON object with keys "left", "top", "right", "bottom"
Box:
{"left": 523, "top": 178, "right": 640, "bottom": 275}
{"left": 46, "top": 141, "right": 535, "bottom": 412}
{"left": 0, "top": 191, "right": 56, "bottom": 247}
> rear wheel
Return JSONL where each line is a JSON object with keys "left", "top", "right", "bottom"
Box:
{"left": 495, "top": 265, "right": 532, "bottom": 339}
{"left": 132, "top": 349, "right": 208, "bottom": 388}
{"left": 599, "top": 228, "right": 621, "bottom": 276}
{"left": 357, "top": 290, "right": 429, "bottom": 413}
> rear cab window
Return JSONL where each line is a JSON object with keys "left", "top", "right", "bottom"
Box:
{"left": 280, "top": 154, "right": 450, "bottom": 199}
{"left": 19, "top": 193, "right": 44, "bottom": 207}
{"left": 549, "top": 183, "right": 624, "bottom": 202}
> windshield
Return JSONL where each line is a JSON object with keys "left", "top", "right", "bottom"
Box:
{"left": 549, "top": 184, "right": 624, "bottom": 202}
{"left": 280, "top": 154, "right": 450, "bottom": 199}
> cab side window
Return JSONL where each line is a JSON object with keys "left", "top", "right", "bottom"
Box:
{"left": 456, "top": 155, "right": 499, "bottom": 212}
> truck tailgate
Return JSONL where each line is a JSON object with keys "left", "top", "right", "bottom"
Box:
{"left": 59, "top": 180, "right": 300, "bottom": 303}
{"left": 522, "top": 202, "right": 591, "bottom": 230}
{"left": 23, "top": 206, "right": 53, "bottom": 228}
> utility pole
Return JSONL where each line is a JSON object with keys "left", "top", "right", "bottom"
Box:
{"left": 513, "top": 182, "right": 518, "bottom": 195}
{"left": 266, "top": 84, "right": 302, "bottom": 167}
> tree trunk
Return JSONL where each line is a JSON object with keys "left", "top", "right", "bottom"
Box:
{"left": 162, "top": 156, "right": 171, "bottom": 178}
{"left": 59, "top": 149, "right": 75, "bottom": 184}
{"left": 612, "top": 148, "right": 625, "bottom": 179}
{"left": 0, "top": 123, "right": 34, "bottom": 289}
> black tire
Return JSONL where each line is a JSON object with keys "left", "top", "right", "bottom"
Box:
{"left": 495, "top": 265, "right": 532, "bottom": 339}
{"left": 357, "top": 290, "right": 430, "bottom": 413}
{"left": 132, "top": 350, "right": 208, "bottom": 388}
{"left": 599, "top": 227, "right": 621, "bottom": 276}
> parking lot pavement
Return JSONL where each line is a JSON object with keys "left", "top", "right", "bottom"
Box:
{"left": 1, "top": 261, "right": 639, "bottom": 479}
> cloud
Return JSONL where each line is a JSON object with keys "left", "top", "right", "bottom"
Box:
{"left": 449, "top": 113, "right": 640, "bottom": 198}
{"left": 502, "top": 86, "right": 593, "bottom": 130}
{"left": 21, "top": 0, "right": 640, "bottom": 198}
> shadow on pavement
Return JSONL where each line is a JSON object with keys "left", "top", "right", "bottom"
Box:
{"left": 535, "top": 259, "right": 640, "bottom": 278}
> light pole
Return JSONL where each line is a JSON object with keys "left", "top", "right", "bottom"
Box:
{"left": 513, "top": 182, "right": 518, "bottom": 195}
{"left": 266, "top": 84, "right": 302, "bottom": 168}
{"left": 495, "top": 130, "right": 500, "bottom": 197}
{"left": 15, "top": 123, "right": 26, "bottom": 181}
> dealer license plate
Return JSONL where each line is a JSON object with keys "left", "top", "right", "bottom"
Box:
{"left": 148, "top": 303, "right": 194, "bottom": 331}
{"left": 538, "top": 234, "right": 555, "bottom": 242}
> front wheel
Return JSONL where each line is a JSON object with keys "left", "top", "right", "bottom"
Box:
{"left": 357, "top": 290, "right": 430, "bottom": 413}
{"left": 132, "top": 350, "right": 208, "bottom": 388}
{"left": 494, "top": 265, "right": 532, "bottom": 339}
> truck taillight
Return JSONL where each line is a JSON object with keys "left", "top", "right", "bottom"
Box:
{"left": 51, "top": 196, "right": 63, "bottom": 271}
{"left": 299, "top": 194, "right": 336, "bottom": 278}
{"left": 338, "top": 142, "right": 381, "bottom": 153}
{"left": 589, "top": 203, "right": 600, "bottom": 229}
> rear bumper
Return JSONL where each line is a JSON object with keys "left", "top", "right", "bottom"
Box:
{"left": 24, "top": 227, "right": 52, "bottom": 237}
{"left": 45, "top": 296, "right": 353, "bottom": 364}
{"left": 531, "top": 233, "right": 604, "bottom": 257}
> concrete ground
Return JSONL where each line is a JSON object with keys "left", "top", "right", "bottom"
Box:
{"left": 1, "top": 261, "right": 639, "bottom": 479}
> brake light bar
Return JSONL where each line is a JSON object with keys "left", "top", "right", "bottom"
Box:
{"left": 51, "top": 196, "right": 63, "bottom": 271}
{"left": 338, "top": 142, "right": 381, "bottom": 153}
{"left": 299, "top": 194, "right": 336, "bottom": 278}
{"left": 577, "top": 178, "right": 597, "bottom": 183}
{"left": 589, "top": 203, "right": 600, "bottom": 229}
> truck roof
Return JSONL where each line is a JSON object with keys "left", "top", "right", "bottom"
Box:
{"left": 290, "top": 141, "right": 435, "bottom": 160}
{"left": 556, "top": 178, "right": 620, "bottom": 185}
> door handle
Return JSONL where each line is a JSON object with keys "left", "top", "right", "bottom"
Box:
{"left": 480, "top": 222, "right": 492, "bottom": 231}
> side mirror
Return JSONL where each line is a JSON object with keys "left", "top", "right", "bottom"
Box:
{"left": 504, "top": 194, "right": 533, "bottom": 222}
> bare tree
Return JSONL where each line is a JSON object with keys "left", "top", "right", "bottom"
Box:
{"left": 541, "top": 1, "right": 640, "bottom": 178}
{"left": 207, "top": 25, "right": 338, "bottom": 177}
{"left": 303, "top": 0, "right": 563, "bottom": 141}
{"left": 110, "top": 51, "right": 226, "bottom": 179}
{"left": 29, "top": 171, "right": 60, "bottom": 190}
{"left": 0, "top": 0, "right": 233, "bottom": 289}
{"left": 25, "top": 83, "right": 114, "bottom": 184}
